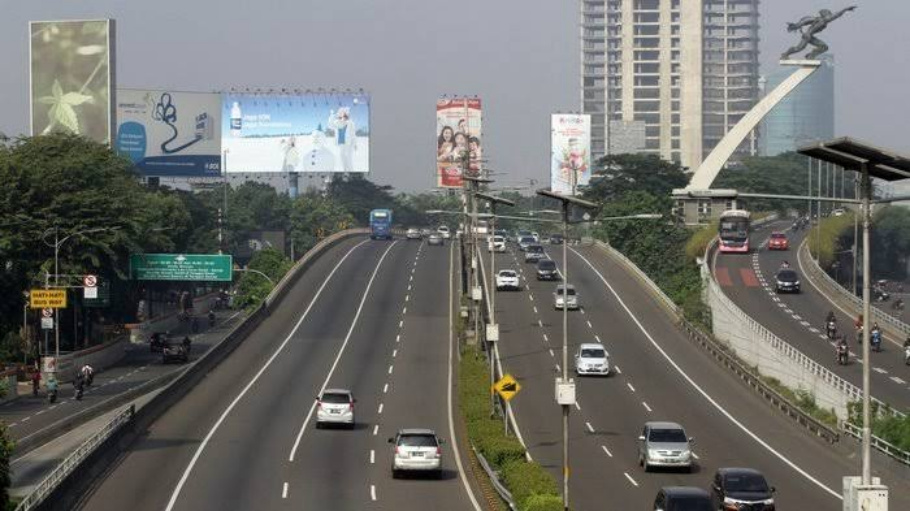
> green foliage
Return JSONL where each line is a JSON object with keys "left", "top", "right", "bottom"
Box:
{"left": 584, "top": 153, "right": 688, "bottom": 202}
{"left": 685, "top": 222, "right": 718, "bottom": 262}
{"left": 807, "top": 213, "right": 855, "bottom": 268}
{"left": 520, "top": 493, "right": 564, "bottom": 511}
{"left": 233, "top": 248, "right": 292, "bottom": 310}
{"left": 326, "top": 174, "right": 397, "bottom": 224}
{"left": 713, "top": 153, "right": 828, "bottom": 214}
{"left": 458, "top": 346, "right": 558, "bottom": 510}
{"left": 760, "top": 377, "right": 838, "bottom": 428}
{"left": 289, "top": 193, "right": 355, "bottom": 256}
{"left": 868, "top": 206, "right": 910, "bottom": 279}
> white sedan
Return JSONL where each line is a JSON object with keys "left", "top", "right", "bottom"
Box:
{"left": 488, "top": 236, "right": 506, "bottom": 253}
{"left": 496, "top": 270, "right": 521, "bottom": 291}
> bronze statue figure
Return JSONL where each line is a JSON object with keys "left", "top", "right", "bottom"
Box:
{"left": 781, "top": 6, "right": 856, "bottom": 60}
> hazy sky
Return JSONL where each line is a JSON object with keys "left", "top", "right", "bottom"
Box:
{"left": 2, "top": 1, "right": 906, "bottom": 193}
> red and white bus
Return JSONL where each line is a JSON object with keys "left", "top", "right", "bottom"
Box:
{"left": 718, "top": 210, "right": 751, "bottom": 253}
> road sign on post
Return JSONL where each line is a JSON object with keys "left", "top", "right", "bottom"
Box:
{"left": 493, "top": 374, "right": 521, "bottom": 401}
{"left": 83, "top": 274, "right": 99, "bottom": 299}
{"left": 130, "top": 254, "right": 233, "bottom": 282}
{"left": 30, "top": 289, "right": 67, "bottom": 308}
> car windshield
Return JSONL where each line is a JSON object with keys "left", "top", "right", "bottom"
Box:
{"left": 649, "top": 428, "right": 687, "bottom": 443}
{"left": 670, "top": 497, "right": 712, "bottom": 511}
{"left": 321, "top": 393, "right": 350, "bottom": 404}
{"left": 499, "top": 271, "right": 516, "bottom": 278}
{"left": 493, "top": 237, "right": 504, "bottom": 242}
{"left": 556, "top": 287, "right": 576, "bottom": 296}
{"left": 723, "top": 473, "right": 769, "bottom": 493}
{"left": 527, "top": 246, "right": 543, "bottom": 253}
{"left": 580, "top": 348, "right": 605, "bottom": 358}
{"left": 520, "top": 237, "right": 535, "bottom": 244}
{"left": 778, "top": 270, "right": 798, "bottom": 281}
{"left": 538, "top": 261, "right": 556, "bottom": 270}
{"left": 398, "top": 434, "right": 437, "bottom": 447}
{"left": 771, "top": 233, "right": 786, "bottom": 239}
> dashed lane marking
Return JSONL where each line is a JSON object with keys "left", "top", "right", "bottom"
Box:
{"left": 809, "top": 327, "right": 820, "bottom": 333}
{"left": 371, "top": 485, "right": 377, "bottom": 501}
{"left": 601, "top": 445, "right": 613, "bottom": 457}
{"left": 549, "top": 349, "right": 555, "bottom": 357}
{"left": 626, "top": 382, "right": 635, "bottom": 392}
{"left": 595, "top": 335, "right": 602, "bottom": 343}
{"left": 543, "top": 334, "right": 549, "bottom": 342}
{"left": 373, "top": 425, "right": 379, "bottom": 436}
{"left": 538, "top": 320, "right": 544, "bottom": 328}
{"left": 642, "top": 402, "right": 652, "bottom": 413}
{"left": 575, "top": 402, "right": 581, "bottom": 411}
{"left": 370, "top": 450, "right": 375, "bottom": 464}
{"left": 392, "top": 349, "right": 398, "bottom": 358}
{"left": 586, "top": 320, "right": 593, "bottom": 329}
{"left": 282, "top": 482, "right": 289, "bottom": 499}
{"left": 388, "top": 365, "right": 394, "bottom": 375}
{"left": 800, "top": 321, "right": 810, "bottom": 327}
{"left": 585, "top": 422, "right": 595, "bottom": 433}
{"left": 890, "top": 376, "right": 906, "bottom": 385}
{"left": 533, "top": 306, "right": 538, "bottom": 314}
{"left": 615, "top": 365, "right": 622, "bottom": 374}
{"left": 873, "top": 367, "right": 888, "bottom": 375}
{"left": 383, "top": 383, "right": 389, "bottom": 394}
{"left": 378, "top": 403, "right": 384, "bottom": 414}
{"left": 624, "top": 473, "right": 639, "bottom": 487}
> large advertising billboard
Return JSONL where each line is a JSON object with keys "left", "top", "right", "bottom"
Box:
{"left": 436, "top": 98, "right": 482, "bottom": 188}
{"left": 30, "top": 19, "right": 115, "bottom": 144}
{"left": 550, "top": 114, "right": 591, "bottom": 195}
{"left": 221, "top": 93, "right": 370, "bottom": 173}
{"left": 115, "top": 90, "right": 222, "bottom": 177}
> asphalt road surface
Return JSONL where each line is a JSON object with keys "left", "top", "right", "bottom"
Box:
{"left": 79, "top": 236, "right": 481, "bottom": 511}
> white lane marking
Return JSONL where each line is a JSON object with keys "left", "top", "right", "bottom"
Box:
{"left": 642, "top": 402, "right": 652, "bottom": 413}
{"left": 783, "top": 308, "right": 793, "bottom": 314}
{"left": 601, "top": 445, "right": 613, "bottom": 457}
{"left": 778, "top": 302, "right": 787, "bottom": 308}
{"left": 573, "top": 247, "right": 843, "bottom": 500}
{"left": 396, "top": 334, "right": 400, "bottom": 343}
{"left": 408, "top": 284, "right": 412, "bottom": 291}
{"left": 793, "top": 314, "right": 802, "bottom": 321}
{"left": 819, "top": 335, "right": 829, "bottom": 340}
{"left": 370, "top": 450, "right": 375, "bottom": 464}
{"left": 402, "top": 306, "right": 407, "bottom": 314}
{"left": 585, "top": 422, "right": 595, "bottom": 433}
{"left": 165, "top": 239, "right": 370, "bottom": 508}
{"left": 398, "top": 320, "right": 404, "bottom": 328}
{"left": 533, "top": 306, "right": 538, "bottom": 314}
{"left": 287, "top": 241, "right": 399, "bottom": 463}
{"left": 21, "top": 417, "right": 30, "bottom": 422}
{"left": 447, "top": 241, "right": 484, "bottom": 511}
{"left": 35, "top": 410, "right": 45, "bottom": 416}
{"left": 624, "top": 472, "right": 639, "bottom": 487}
{"left": 772, "top": 297, "right": 781, "bottom": 302}
{"left": 800, "top": 321, "right": 810, "bottom": 327}
{"left": 282, "top": 482, "right": 289, "bottom": 499}
{"left": 373, "top": 425, "right": 379, "bottom": 436}
{"left": 405, "top": 295, "right": 410, "bottom": 303}
{"left": 555, "top": 364, "right": 561, "bottom": 372}
{"left": 692, "top": 452, "right": 700, "bottom": 460}
{"left": 410, "top": 275, "right": 413, "bottom": 282}
{"left": 388, "top": 365, "right": 394, "bottom": 375}
{"left": 856, "top": 358, "right": 864, "bottom": 364}
{"left": 378, "top": 403, "right": 384, "bottom": 414}
{"left": 549, "top": 349, "right": 555, "bottom": 357}
{"left": 626, "top": 383, "right": 636, "bottom": 392}
{"left": 383, "top": 383, "right": 389, "bottom": 393}
{"left": 529, "top": 294, "right": 534, "bottom": 301}
{"left": 538, "top": 320, "right": 543, "bottom": 328}
{"left": 574, "top": 402, "right": 581, "bottom": 411}
{"left": 580, "top": 308, "right": 586, "bottom": 314}
{"left": 891, "top": 376, "right": 907, "bottom": 385}
{"left": 595, "top": 335, "right": 602, "bottom": 343}
{"left": 543, "top": 334, "right": 549, "bottom": 342}
{"left": 392, "top": 349, "right": 398, "bottom": 358}
{"left": 614, "top": 365, "right": 622, "bottom": 374}
{"left": 873, "top": 367, "right": 888, "bottom": 375}
{"left": 586, "top": 320, "right": 593, "bottom": 329}
{"left": 371, "top": 484, "right": 377, "bottom": 501}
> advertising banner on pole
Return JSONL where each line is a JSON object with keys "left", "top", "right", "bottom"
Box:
{"left": 436, "top": 98, "right": 482, "bottom": 188}
{"left": 115, "top": 89, "right": 222, "bottom": 177}
{"left": 550, "top": 114, "right": 591, "bottom": 196}
{"left": 221, "top": 92, "right": 370, "bottom": 174}
{"left": 29, "top": 19, "right": 116, "bottom": 144}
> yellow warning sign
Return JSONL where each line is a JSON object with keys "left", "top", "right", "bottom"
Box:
{"left": 30, "top": 289, "right": 67, "bottom": 309}
{"left": 492, "top": 373, "right": 521, "bottom": 401}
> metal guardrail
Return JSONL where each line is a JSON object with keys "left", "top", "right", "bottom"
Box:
{"left": 798, "top": 239, "right": 910, "bottom": 338}
{"left": 597, "top": 240, "right": 840, "bottom": 442}
{"left": 842, "top": 421, "right": 910, "bottom": 467}
{"left": 473, "top": 447, "right": 517, "bottom": 510}
{"left": 15, "top": 405, "right": 135, "bottom": 511}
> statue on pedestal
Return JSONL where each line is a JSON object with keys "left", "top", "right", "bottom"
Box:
{"left": 781, "top": 6, "right": 857, "bottom": 60}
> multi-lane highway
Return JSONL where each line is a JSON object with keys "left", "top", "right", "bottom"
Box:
{"left": 483, "top": 240, "right": 910, "bottom": 510}
{"left": 79, "top": 236, "right": 481, "bottom": 511}
{"left": 715, "top": 223, "right": 910, "bottom": 412}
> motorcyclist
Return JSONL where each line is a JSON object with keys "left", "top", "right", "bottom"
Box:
{"left": 74, "top": 372, "right": 85, "bottom": 400}
{"left": 870, "top": 323, "right": 882, "bottom": 350}
{"left": 182, "top": 335, "right": 192, "bottom": 354}
{"left": 31, "top": 370, "right": 41, "bottom": 397}
{"left": 826, "top": 310, "right": 836, "bottom": 323}
{"left": 208, "top": 309, "right": 216, "bottom": 327}
{"left": 781, "top": 260, "right": 791, "bottom": 269}
{"left": 80, "top": 364, "right": 94, "bottom": 386}
{"left": 46, "top": 375, "right": 59, "bottom": 403}
{"left": 836, "top": 336, "right": 849, "bottom": 364}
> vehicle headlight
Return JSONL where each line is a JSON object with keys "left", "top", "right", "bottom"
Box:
{"left": 648, "top": 449, "right": 660, "bottom": 457}
{"left": 794, "top": 280, "right": 800, "bottom": 286}
{"left": 777, "top": 281, "right": 784, "bottom": 286}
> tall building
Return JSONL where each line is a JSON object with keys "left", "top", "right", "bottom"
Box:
{"left": 581, "top": 0, "right": 760, "bottom": 169}
{"left": 760, "top": 57, "right": 835, "bottom": 156}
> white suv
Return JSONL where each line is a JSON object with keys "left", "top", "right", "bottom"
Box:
{"left": 496, "top": 269, "right": 520, "bottom": 291}
{"left": 488, "top": 236, "right": 506, "bottom": 252}
{"left": 315, "top": 389, "right": 355, "bottom": 428}
{"left": 554, "top": 284, "right": 579, "bottom": 310}
{"left": 575, "top": 343, "right": 610, "bottom": 376}
{"left": 389, "top": 428, "right": 443, "bottom": 478}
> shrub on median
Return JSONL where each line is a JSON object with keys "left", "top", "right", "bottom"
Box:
{"left": 459, "top": 345, "right": 560, "bottom": 510}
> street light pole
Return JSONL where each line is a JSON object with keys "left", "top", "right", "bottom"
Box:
{"left": 860, "top": 164, "right": 872, "bottom": 485}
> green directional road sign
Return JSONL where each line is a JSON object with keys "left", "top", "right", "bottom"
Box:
{"left": 130, "top": 254, "right": 233, "bottom": 282}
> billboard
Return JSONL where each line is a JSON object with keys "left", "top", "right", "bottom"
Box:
{"left": 436, "top": 98, "right": 482, "bottom": 188}
{"left": 550, "top": 114, "right": 591, "bottom": 195}
{"left": 221, "top": 93, "right": 370, "bottom": 173}
{"left": 115, "top": 90, "right": 222, "bottom": 177}
{"left": 30, "top": 19, "right": 115, "bottom": 143}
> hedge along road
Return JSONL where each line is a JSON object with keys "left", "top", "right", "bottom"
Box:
{"left": 81, "top": 235, "right": 481, "bottom": 511}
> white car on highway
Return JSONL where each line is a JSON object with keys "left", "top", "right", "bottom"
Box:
{"left": 389, "top": 428, "right": 444, "bottom": 478}
{"left": 315, "top": 389, "right": 355, "bottom": 428}
{"left": 437, "top": 225, "right": 451, "bottom": 239}
{"left": 575, "top": 343, "right": 610, "bottom": 376}
{"left": 496, "top": 269, "right": 521, "bottom": 291}
{"left": 554, "top": 284, "right": 579, "bottom": 310}
{"left": 488, "top": 235, "right": 506, "bottom": 252}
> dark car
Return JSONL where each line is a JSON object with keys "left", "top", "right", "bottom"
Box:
{"left": 775, "top": 269, "right": 800, "bottom": 293}
{"left": 548, "top": 234, "right": 564, "bottom": 245}
{"left": 536, "top": 259, "right": 560, "bottom": 281}
{"left": 162, "top": 342, "right": 189, "bottom": 363}
{"left": 710, "top": 468, "right": 775, "bottom": 511}
{"left": 653, "top": 487, "right": 712, "bottom": 511}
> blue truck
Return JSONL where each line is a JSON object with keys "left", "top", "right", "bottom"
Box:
{"left": 370, "top": 209, "right": 393, "bottom": 240}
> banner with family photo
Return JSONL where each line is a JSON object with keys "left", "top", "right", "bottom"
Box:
{"left": 221, "top": 92, "right": 370, "bottom": 173}
{"left": 436, "top": 98, "right": 482, "bottom": 188}
{"left": 550, "top": 114, "right": 591, "bottom": 195}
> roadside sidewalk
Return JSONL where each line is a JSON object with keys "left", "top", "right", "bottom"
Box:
{"left": 2, "top": 309, "right": 244, "bottom": 452}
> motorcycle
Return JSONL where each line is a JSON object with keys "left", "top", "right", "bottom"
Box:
{"left": 826, "top": 321, "right": 837, "bottom": 340}
{"left": 208, "top": 311, "right": 216, "bottom": 328}
{"left": 836, "top": 344, "right": 849, "bottom": 365}
{"left": 871, "top": 329, "right": 883, "bottom": 352}
{"left": 904, "top": 345, "right": 910, "bottom": 366}
{"left": 893, "top": 298, "right": 905, "bottom": 311}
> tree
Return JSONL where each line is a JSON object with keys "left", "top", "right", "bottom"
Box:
{"left": 233, "top": 247, "right": 292, "bottom": 309}
{"left": 582, "top": 153, "right": 688, "bottom": 203}
{"left": 326, "top": 174, "right": 397, "bottom": 224}
{"left": 289, "top": 193, "right": 355, "bottom": 256}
